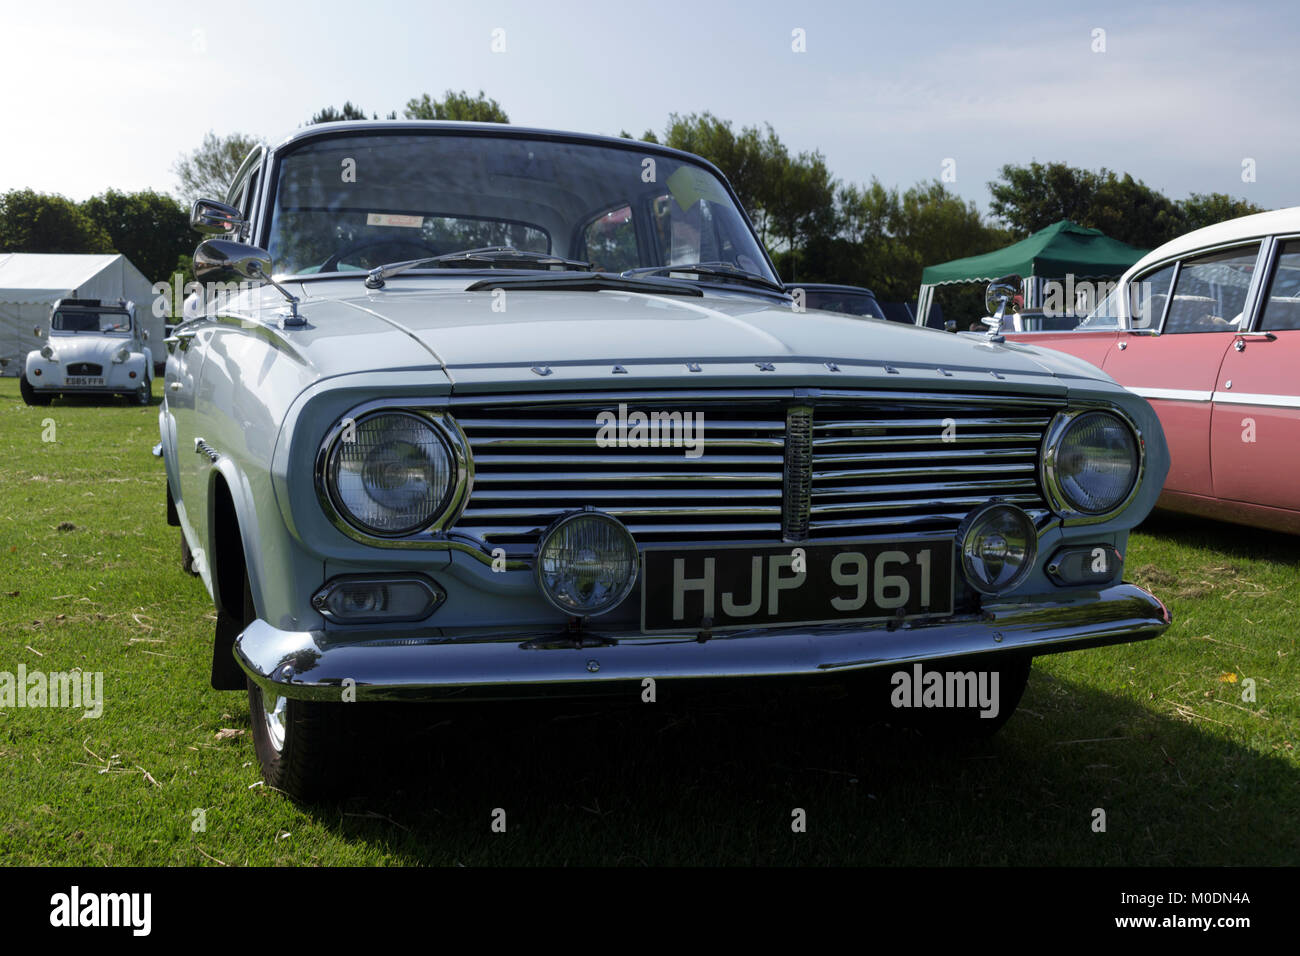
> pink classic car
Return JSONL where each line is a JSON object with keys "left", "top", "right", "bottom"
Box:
{"left": 1005, "top": 207, "right": 1300, "bottom": 534}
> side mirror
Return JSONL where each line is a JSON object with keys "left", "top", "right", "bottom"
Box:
{"left": 190, "top": 198, "right": 246, "bottom": 236}
{"left": 194, "top": 238, "right": 274, "bottom": 284}
{"left": 982, "top": 273, "right": 1023, "bottom": 341}
{"left": 33, "top": 326, "right": 44, "bottom": 338}
{"left": 193, "top": 238, "right": 304, "bottom": 325}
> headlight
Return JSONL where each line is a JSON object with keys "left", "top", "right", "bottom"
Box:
{"left": 112, "top": 347, "right": 130, "bottom": 364}
{"left": 1043, "top": 410, "right": 1141, "bottom": 519}
{"left": 957, "top": 501, "right": 1037, "bottom": 595}
{"left": 536, "top": 511, "right": 639, "bottom": 616}
{"left": 323, "top": 411, "right": 456, "bottom": 535}
{"left": 40, "top": 345, "right": 55, "bottom": 361}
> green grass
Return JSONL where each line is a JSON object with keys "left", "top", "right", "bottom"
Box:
{"left": 0, "top": 376, "right": 1296, "bottom": 865}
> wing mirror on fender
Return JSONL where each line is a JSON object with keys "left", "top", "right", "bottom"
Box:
{"left": 982, "top": 273, "right": 1023, "bottom": 342}
{"left": 192, "top": 238, "right": 304, "bottom": 325}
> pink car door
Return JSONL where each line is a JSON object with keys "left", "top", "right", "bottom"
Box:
{"left": 1102, "top": 246, "right": 1262, "bottom": 496}
{"left": 1211, "top": 237, "right": 1300, "bottom": 512}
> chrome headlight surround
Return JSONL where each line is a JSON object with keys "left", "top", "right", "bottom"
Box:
{"left": 112, "top": 346, "right": 130, "bottom": 364}
{"left": 1040, "top": 406, "right": 1144, "bottom": 524}
{"left": 315, "top": 404, "right": 473, "bottom": 540}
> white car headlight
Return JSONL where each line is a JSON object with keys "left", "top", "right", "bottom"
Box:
{"left": 112, "top": 347, "right": 130, "bottom": 364}
{"left": 1044, "top": 410, "right": 1141, "bottom": 519}
{"left": 323, "top": 411, "right": 457, "bottom": 535}
{"left": 40, "top": 345, "right": 56, "bottom": 361}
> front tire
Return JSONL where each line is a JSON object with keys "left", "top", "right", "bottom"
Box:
{"left": 19, "top": 376, "right": 51, "bottom": 406}
{"left": 237, "top": 574, "right": 350, "bottom": 800}
{"left": 248, "top": 678, "right": 350, "bottom": 802}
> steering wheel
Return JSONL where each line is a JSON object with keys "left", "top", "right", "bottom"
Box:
{"left": 318, "top": 238, "right": 440, "bottom": 274}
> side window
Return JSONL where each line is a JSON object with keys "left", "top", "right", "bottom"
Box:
{"left": 1128, "top": 264, "right": 1175, "bottom": 330}
{"left": 242, "top": 167, "right": 261, "bottom": 222}
{"left": 581, "top": 204, "right": 638, "bottom": 272}
{"left": 1163, "top": 245, "right": 1259, "bottom": 333}
{"left": 1258, "top": 239, "right": 1300, "bottom": 332}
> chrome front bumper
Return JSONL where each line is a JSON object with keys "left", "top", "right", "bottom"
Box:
{"left": 235, "top": 584, "right": 1170, "bottom": 702}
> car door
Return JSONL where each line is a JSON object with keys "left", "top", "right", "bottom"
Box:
{"left": 1211, "top": 236, "right": 1300, "bottom": 512}
{"left": 1102, "top": 246, "right": 1262, "bottom": 496}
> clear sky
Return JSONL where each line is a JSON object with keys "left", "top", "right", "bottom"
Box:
{"left": 3, "top": 0, "right": 1296, "bottom": 215}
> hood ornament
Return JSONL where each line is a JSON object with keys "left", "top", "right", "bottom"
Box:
{"left": 981, "top": 273, "right": 1023, "bottom": 343}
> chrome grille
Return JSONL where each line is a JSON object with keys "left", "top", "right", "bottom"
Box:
{"left": 67, "top": 362, "right": 103, "bottom": 376}
{"left": 451, "top": 389, "right": 1059, "bottom": 554}
{"left": 808, "top": 391, "right": 1056, "bottom": 537}
{"left": 453, "top": 391, "right": 787, "bottom": 552}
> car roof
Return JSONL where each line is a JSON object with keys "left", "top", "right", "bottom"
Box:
{"left": 785, "top": 282, "right": 878, "bottom": 296}
{"left": 268, "top": 120, "right": 730, "bottom": 180}
{"left": 1127, "top": 205, "right": 1300, "bottom": 277}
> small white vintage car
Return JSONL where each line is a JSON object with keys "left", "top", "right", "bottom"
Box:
{"left": 160, "top": 121, "right": 1173, "bottom": 799}
{"left": 22, "top": 298, "right": 153, "bottom": 405}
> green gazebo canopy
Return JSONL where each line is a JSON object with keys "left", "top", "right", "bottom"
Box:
{"left": 921, "top": 219, "right": 1147, "bottom": 286}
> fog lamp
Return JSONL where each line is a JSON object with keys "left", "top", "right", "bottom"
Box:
{"left": 957, "top": 501, "right": 1037, "bottom": 595}
{"left": 535, "top": 510, "right": 638, "bottom": 616}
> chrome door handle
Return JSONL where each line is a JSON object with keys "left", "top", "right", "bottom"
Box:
{"left": 1234, "top": 331, "right": 1276, "bottom": 351}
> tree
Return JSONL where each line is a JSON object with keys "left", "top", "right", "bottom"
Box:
{"left": 986, "top": 161, "right": 1239, "bottom": 249}
{"left": 308, "top": 101, "right": 370, "bottom": 124}
{"left": 618, "top": 129, "right": 659, "bottom": 144}
{"left": 658, "top": 112, "right": 788, "bottom": 244}
{"left": 800, "top": 178, "right": 1005, "bottom": 305}
{"left": 403, "top": 89, "right": 509, "bottom": 123}
{"left": 82, "top": 189, "right": 192, "bottom": 284}
{"left": 1179, "top": 192, "right": 1263, "bottom": 232}
{"left": 0, "top": 189, "right": 112, "bottom": 254}
{"left": 766, "top": 150, "right": 838, "bottom": 278}
{"left": 173, "top": 131, "right": 261, "bottom": 205}
{"left": 988, "top": 161, "right": 1101, "bottom": 237}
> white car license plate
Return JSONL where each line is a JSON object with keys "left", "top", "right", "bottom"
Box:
{"left": 65, "top": 376, "right": 104, "bottom": 386}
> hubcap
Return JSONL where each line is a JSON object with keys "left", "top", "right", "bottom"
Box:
{"left": 263, "top": 692, "right": 288, "bottom": 752}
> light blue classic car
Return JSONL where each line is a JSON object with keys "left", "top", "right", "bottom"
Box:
{"left": 159, "top": 121, "right": 1171, "bottom": 799}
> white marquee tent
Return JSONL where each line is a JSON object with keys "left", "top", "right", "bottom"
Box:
{"left": 0, "top": 253, "right": 161, "bottom": 376}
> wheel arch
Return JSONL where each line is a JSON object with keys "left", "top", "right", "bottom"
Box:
{"left": 206, "top": 461, "right": 265, "bottom": 623}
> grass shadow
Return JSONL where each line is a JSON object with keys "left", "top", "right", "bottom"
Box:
{"left": 295, "top": 666, "right": 1300, "bottom": 866}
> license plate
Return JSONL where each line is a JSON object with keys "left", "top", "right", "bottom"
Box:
{"left": 640, "top": 540, "right": 954, "bottom": 633}
{"left": 65, "top": 376, "right": 104, "bottom": 386}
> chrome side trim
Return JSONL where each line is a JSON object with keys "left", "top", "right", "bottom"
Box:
{"left": 1210, "top": 390, "right": 1300, "bottom": 409}
{"left": 1129, "top": 386, "right": 1213, "bottom": 403}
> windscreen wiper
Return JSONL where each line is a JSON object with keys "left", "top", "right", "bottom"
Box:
{"left": 464, "top": 271, "right": 703, "bottom": 296}
{"left": 621, "top": 261, "right": 786, "bottom": 294}
{"left": 365, "top": 246, "right": 592, "bottom": 289}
